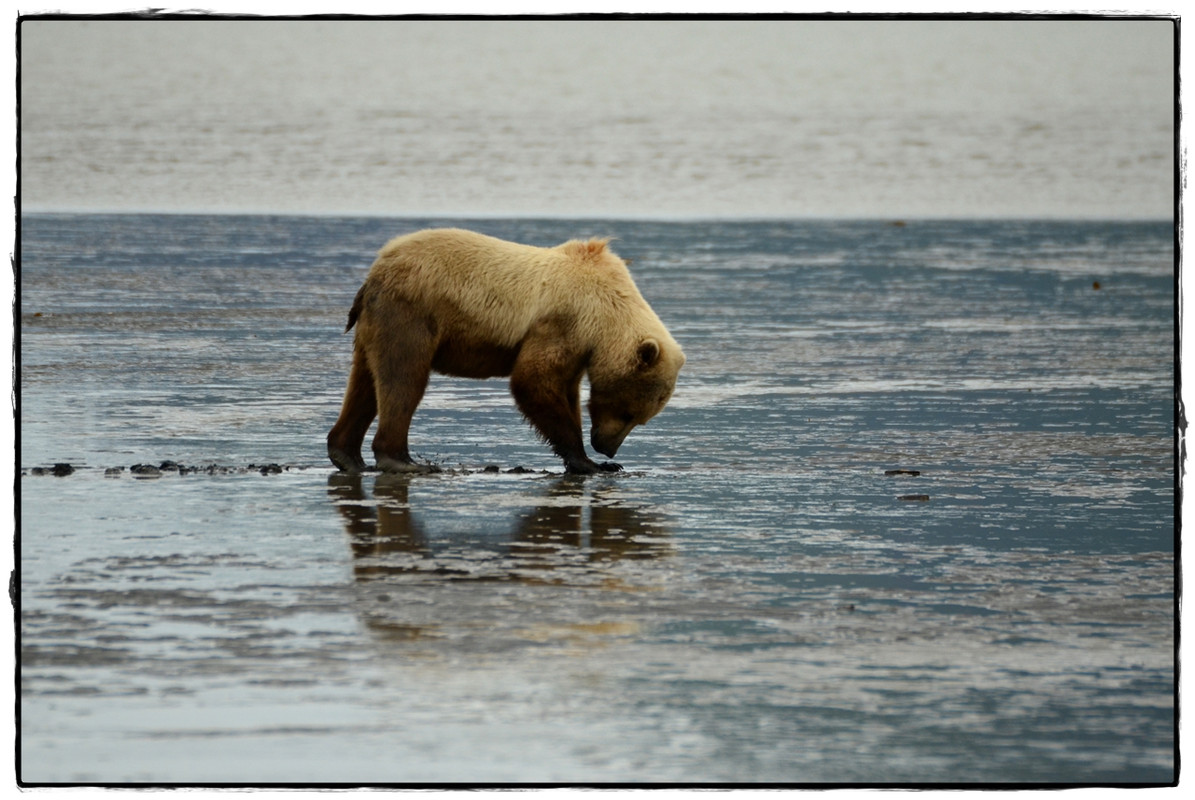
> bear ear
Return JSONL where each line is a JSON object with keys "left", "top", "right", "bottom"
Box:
{"left": 637, "top": 339, "right": 661, "bottom": 369}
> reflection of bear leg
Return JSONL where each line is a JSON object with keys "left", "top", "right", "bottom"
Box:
{"left": 369, "top": 309, "right": 435, "bottom": 473}
{"left": 327, "top": 345, "right": 377, "bottom": 472}
{"left": 511, "top": 347, "right": 601, "bottom": 475}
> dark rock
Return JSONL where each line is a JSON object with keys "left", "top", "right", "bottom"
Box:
{"left": 51, "top": 463, "right": 74, "bottom": 477}
{"left": 885, "top": 469, "right": 921, "bottom": 477}
{"left": 483, "top": 464, "right": 501, "bottom": 473}
{"left": 104, "top": 467, "right": 124, "bottom": 477}
{"left": 259, "top": 463, "right": 283, "bottom": 475}
{"left": 898, "top": 494, "right": 930, "bottom": 502}
{"left": 130, "top": 464, "right": 162, "bottom": 478}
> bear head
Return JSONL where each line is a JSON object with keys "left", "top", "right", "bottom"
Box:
{"left": 588, "top": 337, "right": 685, "bottom": 459}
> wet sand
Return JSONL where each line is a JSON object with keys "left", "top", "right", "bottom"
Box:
{"left": 19, "top": 215, "right": 1175, "bottom": 784}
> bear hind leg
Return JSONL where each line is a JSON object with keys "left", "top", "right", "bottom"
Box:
{"left": 327, "top": 345, "right": 377, "bottom": 473}
{"left": 369, "top": 310, "right": 437, "bottom": 473}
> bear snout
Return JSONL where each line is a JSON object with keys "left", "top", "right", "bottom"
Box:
{"left": 592, "top": 423, "right": 632, "bottom": 458}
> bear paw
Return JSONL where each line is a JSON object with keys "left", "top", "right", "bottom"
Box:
{"left": 376, "top": 455, "right": 441, "bottom": 474}
{"left": 564, "top": 458, "right": 623, "bottom": 475}
{"left": 328, "top": 446, "right": 368, "bottom": 474}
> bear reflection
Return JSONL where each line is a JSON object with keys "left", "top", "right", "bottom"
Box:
{"left": 328, "top": 473, "right": 672, "bottom": 585}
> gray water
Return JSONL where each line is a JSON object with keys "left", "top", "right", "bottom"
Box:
{"left": 18, "top": 214, "right": 1175, "bottom": 784}
{"left": 18, "top": 19, "right": 1174, "bottom": 219}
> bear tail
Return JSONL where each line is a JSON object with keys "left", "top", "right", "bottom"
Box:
{"left": 345, "top": 283, "right": 367, "bottom": 333}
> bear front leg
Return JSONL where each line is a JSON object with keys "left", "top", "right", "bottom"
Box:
{"left": 328, "top": 345, "right": 377, "bottom": 473}
{"left": 510, "top": 345, "right": 613, "bottom": 475}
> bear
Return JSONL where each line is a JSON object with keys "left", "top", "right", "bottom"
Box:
{"left": 326, "top": 228, "right": 685, "bottom": 475}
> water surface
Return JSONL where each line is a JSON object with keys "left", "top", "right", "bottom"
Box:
{"left": 18, "top": 20, "right": 1174, "bottom": 218}
{"left": 19, "top": 214, "right": 1175, "bottom": 784}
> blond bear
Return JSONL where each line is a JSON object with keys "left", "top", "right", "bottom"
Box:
{"left": 327, "top": 228, "right": 685, "bottom": 475}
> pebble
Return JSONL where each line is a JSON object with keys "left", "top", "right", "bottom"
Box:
{"left": 30, "top": 463, "right": 74, "bottom": 476}
{"left": 27, "top": 460, "right": 557, "bottom": 478}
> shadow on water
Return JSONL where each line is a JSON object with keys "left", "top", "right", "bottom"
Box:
{"left": 331, "top": 474, "right": 672, "bottom": 576}
{"left": 327, "top": 473, "right": 674, "bottom": 646}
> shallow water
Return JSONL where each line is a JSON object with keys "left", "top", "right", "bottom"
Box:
{"left": 19, "top": 214, "right": 1175, "bottom": 784}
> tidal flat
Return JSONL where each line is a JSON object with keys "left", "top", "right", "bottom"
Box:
{"left": 19, "top": 214, "right": 1175, "bottom": 784}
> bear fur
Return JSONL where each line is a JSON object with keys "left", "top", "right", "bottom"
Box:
{"left": 327, "top": 228, "right": 685, "bottom": 475}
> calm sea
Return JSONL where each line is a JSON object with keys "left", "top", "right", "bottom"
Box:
{"left": 18, "top": 19, "right": 1174, "bottom": 219}
{"left": 18, "top": 213, "right": 1175, "bottom": 784}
